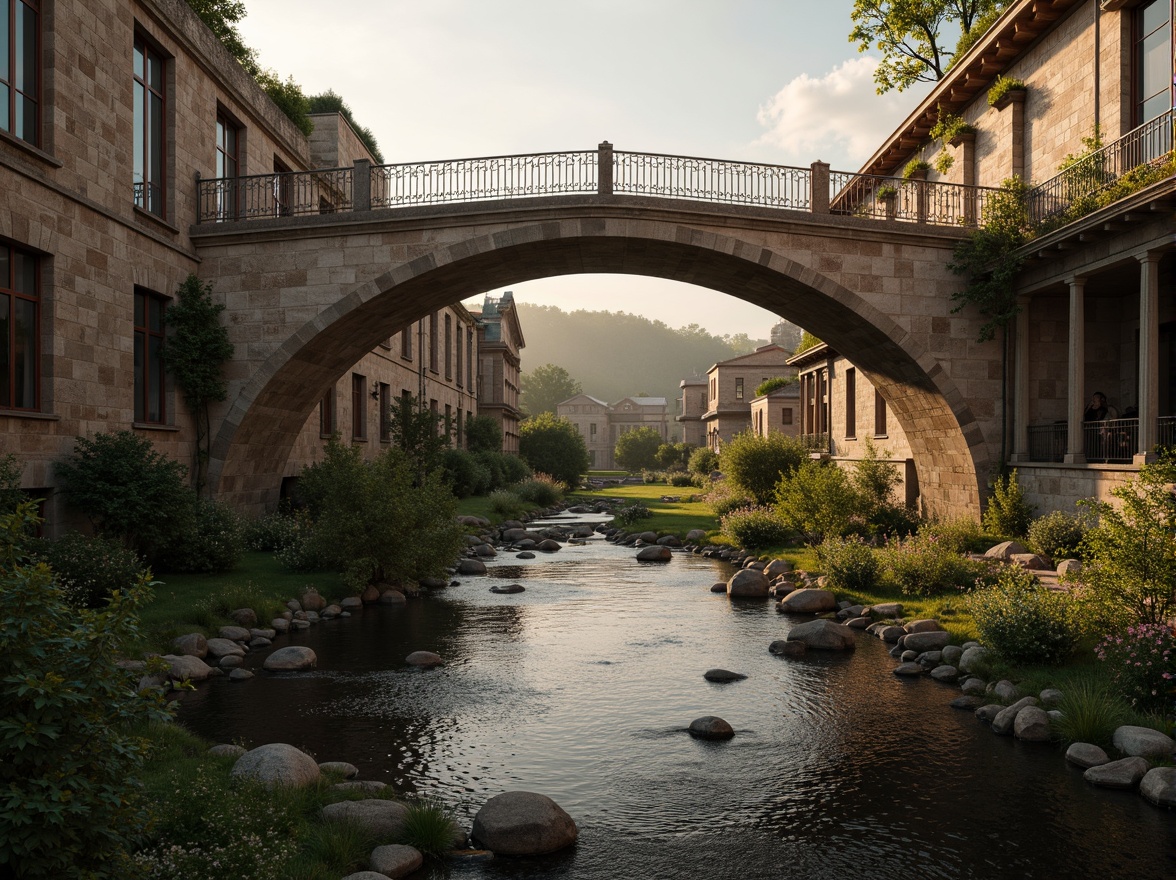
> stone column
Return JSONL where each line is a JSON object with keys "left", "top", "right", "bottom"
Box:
{"left": 1010, "top": 296, "right": 1030, "bottom": 461}
{"left": 352, "top": 159, "right": 371, "bottom": 212}
{"left": 1136, "top": 251, "right": 1162, "bottom": 462}
{"left": 810, "top": 161, "right": 830, "bottom": 214}
{"left": 1064, "top": 276, "right": 1086, "bottom": 463}
{"left": 597, "top": 142, "right": 614, "bottom": 195}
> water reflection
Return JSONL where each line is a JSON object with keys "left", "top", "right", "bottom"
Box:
{"left": 175, "top": 534, "right": 1176, "bottom": 879}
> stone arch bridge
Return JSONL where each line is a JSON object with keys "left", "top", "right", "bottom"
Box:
{"left": 189, "top": 146, "right": 1001, "bottom": 517}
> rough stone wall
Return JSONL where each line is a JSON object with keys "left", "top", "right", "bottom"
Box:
{"left": 307, "top": 112, "right": 376, "bottom": 169}
{"left": 749, "top": 392, "right": 799, "bottom": 438}
{"left": 1026, "top": 294, "right": 1068, "bottom": 423}
{"left": 825, "top": 355, "right": 913, "bottom": 463}
{"left": 1017, "top": 463, "right": 1136, "bottom": 514}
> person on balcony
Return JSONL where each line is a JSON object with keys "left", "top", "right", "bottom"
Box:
{"left": 1083, "top": 391, "right": 1116, "bottom": 422}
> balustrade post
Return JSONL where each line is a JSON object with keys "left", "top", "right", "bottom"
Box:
{"left": 1136, "top": 250, "right": 1162, "bottom": 462}
{"left": 909, "top": 167, "right": 928, "bottom": 223}
{"left": 810, "top": 161, "right": 830, "bottom": 214}
{"left": 597, "top": 141, "right": 614, "bottom": 195}
{"left": 353, "top": 159, "right": 371, "bottom": 212}
{"left": 1064, "top": 276, "right": 1087, "bottom": 463}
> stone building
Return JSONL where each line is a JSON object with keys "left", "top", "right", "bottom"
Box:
{"left": 472, "top": 291, "right": 525, "bottom": 455}
{"left": 750, "top": 382, "right": 801, "bottom": 440}
{"left": 676, "top": 377, "right": 708, "bottom": 447}
{"left": 700, "top": 344, "right": 796, "bottom": 450}
{"left": 557, "top": 393, "right": 669, "bottom": 469}
{"left": 789, "top": 342, "right": 918, "bottom": 508}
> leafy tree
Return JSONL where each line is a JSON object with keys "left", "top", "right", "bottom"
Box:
{"left": 55, "top": 431, "right": 194, "bottom": 563}
{"left": 688, "top": 446, "right": 720, "bottom": 476}
{"left": 307, "top": 90, "right": 384, "bottom": 163}
{"left": 520, "top": 364, "right": 582, "bottom": 417}
{"left": 161, "top": 275, "right": 234, "bottom": 496}
{"left": 519, "top": 413, "right": 589, "bottom": 488}
{"left": 185, "top": 0, "right": 258, "bottom": 74}
{"left": 775, "top": 459, "right": 860, "bottom": 546}
{"left": 849, "top": 0, "right": 1002, "bottom": 93}
{"left": 614, "top": 427, "right": 663, "bottom": 472}
{"left": 982, "top": 468, "right": 1035, "bottom": 538}
{"left": 655, "top": 442, "right": 693, "bottom": 470}
{"left": 465, "top": 414, "right": 503, "bottom": 453}
{"left": 719, "top": 430, "right": 808, "bottom": 506}
{"left": 255, "top": 69, "right": 312, "bottom": 135}
{"left": 794, "top": 331, "right": 822, "bottom": 354}
{"left": 0, "top": 502, "right": 171, "bottom": 878}
{"left": 298, "top": 440, "right": 464, "bottom": 590}
{"left": 755, "top": 376, "right": 793, "bottom": 397}
{"left": 387, "top": 395, "right": 450, "bottom": 481}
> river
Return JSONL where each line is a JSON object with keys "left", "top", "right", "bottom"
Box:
{"left": 176, "top": 515, "right": 1175, "bottom": 879}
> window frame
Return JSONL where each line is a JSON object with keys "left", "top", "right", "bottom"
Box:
{"left": 133, "top": 288, "right": 168, "bottom": 425}
{"left": 351, "top": 373, "right": 366, "bottom": 440}
{"left": 1, "top": 0, "right": 40, "bottom": 146}
{"left": 874, "top": 388, "right": 888, "bottom": 437}
{"left": 0, "top": 240, "right": 40, "bottom": 411}
{"left": 319, "top": 388, "right": 335, "bottom": 437}
{"left": 133, "top": 31, "right": 168, "bottom": 217}
{"left": 428, "top": 312, "right": 439, "bottom": 373}
{"left": 1133, "top": 0, "right": 1173, "bottom": 126}
{"left": 214, "top": 108, "right": 242, "bottom": 220}
{"left": 844, "top": 367, "right": 856, "bottom": 438}
{"left": 379, "top": 382, "right": 391, "bottom": 442}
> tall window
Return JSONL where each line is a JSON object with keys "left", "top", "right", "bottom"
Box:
{"left": 444, "top": 313, "right": 452, "bottom": 380}
{"left": 351, "top": 373, "right": 366, "bottom": 439}
{"left": 133, "top": 34, "right": 166, "bottom": 215}
{"left": 456, "top": 408, "right": 463, "bottom": 447}
{"left": 428, "top": 312, "right": 438, "bottom": 372}
{"left": 456, "top": 325, "right": 464, "bottom": 387}
{"left": 844, "top": 367, "right": 856, "bottom": 437}
{"left": 215, "top": 112, "right": 239, "bottom": 219}
{"left": 874, "top": 389, "right": 888, "bottom": 437}
{"left": 379, "top": 382, "right": 390, "bottom": 441}
{"left": 1135, "top": 0, "right": 1172, "bottom": 125}
{"left": 319, "top": 389, "right": 335, "bottom": 437}
{"left": 466, "top": 332, "right": 473, "bottom": 389}
{"left": 401, "top": 326, "right": 412, "bottom": 360}
{"left": 134, "top": 289, "right": 167, "bottom": 424}
{"left": 735, "top": 377, "right": 744, "bottom": 399}
{"left": 0, "top": 242, "right": 38, "bottom": 410}
{"left": 2, "top": 0, "right": 37, "bottom": 144}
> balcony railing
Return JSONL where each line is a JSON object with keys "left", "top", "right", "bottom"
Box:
{"left": 1083, "top": 418, "right": 1138, "bottom": 464}
{"left": 197, "top": 167, "right": 352, "bottom": 222}
{"left": 799, "top": 432, "right": 829, "bottom": 453}
{"left": 1158, "top": 415, "right": 1176, "bottom": 448}
{"left": 1026, "top": 110, "right": 1174, "bottom": 228}
{"left": 828, "top": 172, "right": 998, "bottom": 226}
{"left": 371, "top": 151, "right": 598, "bottom": 207}
{"left": 1027, "top": 422, "right": 1066, "bottom": 463}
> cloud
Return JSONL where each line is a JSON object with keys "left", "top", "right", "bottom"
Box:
{"left": 754, "top": 57, "right": 925, "bottom": 171}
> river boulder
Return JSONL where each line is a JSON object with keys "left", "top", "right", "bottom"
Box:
{"left": 1140, "top": 767, "right": 1176, "bottom": 807}
{"left": 458, "top": 559, "right": 487, "bottom": 575}
{"left": 162, "top": 654, "right": 214, "bottom": 682}
{"left": 472, "top": 791, "right": 578, "bottom": 855}
{"left": 769, "top": 639, "right": 807, "bottom": 657}
{"left": 958, "top": 645, "right": 991, "bottom": 674}
{"left": 1112, "top": 725, "right": 1176, "bottom": 760}
{"left": 300, "top": 588, "right": 327, "bottom": 612}
{"left": 703, "top": 669, "right": 747, "bottom": 682}
{"left": 263, "top": 646, "right": 317, "bottom": 671}
{"left": 786, "top": 619, "right": 856, "bottom": 651}
{"left": 636, "top": 545, "right": 672, "bottom": 562}
{"left": 688, "top": 716, "right": 735, "bottom": 740}
{"left": 369, "top": 845, "right": 423, "bottom": 878}
{"left": 1065, "top": 743, "right": 1109, "bottom": 769}
{"left": 776, "top": 588, "right": 837, "bottom": 614}
{"left": 727, "top": 569, "right": 769, "bottom": 598}
{"left": 232, "top": 743, "right": 321, "bottom": 788}
{"left": 991, "top": 697, "right": 1040, "bottom": 735}
{"left": 1013, "top": 706, "right": 1051, "bottom": 741}
{"left": 406, "top": 651, "right": 444, "bottom": 668}
{"left": 322, "top": 799, "right": 410, "bottom": 837}
{"left": 490, "top": 584, "right": 525, "bottom": 594}
{"left": 1083, "top": 756, "right": 1150, "bottom": 789}
{"left": 984, "top": 540, "right": 1028, "bottom": 561}
{"left": 903, "top": 631, "right": 951, "bottom": 652}
{"left": 171, "top": 632, "right": 207, "bottom": 658}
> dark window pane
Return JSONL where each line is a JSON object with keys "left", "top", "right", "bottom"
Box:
{"left": 15, "top": 2, "right": 34, "bottom": 93}
{"left": 0, "top": 293, "right": 9, "bottom": 406}
{"left": 134, "top": 331, "right": 144, "bottom": 421}
{"left": 0, "top": 89, "right": 9, "bottom": 135}
{"left": 134, "top": 291, "right": 144, "bottom": 326}
{"left": 13, "top": 250, "right": 34, "bottom": 294}
{"left": 1142, "top": 28, "right": 1171, "bottom": 99}
{"left": 1141, "top": 0, "right": 1169, "bottom": 37}
{"left": 14, "top": 92, "right": 32, "bottom": 139}
{"left": 0, "top": 246, "right": 9, "bottom": 286}
{"left": 147, "top": 334, "right": 163, "bottom": 422}
{"left": 148, "top": 296, "right": 163, "bottom": 332}
{"left": 147, "top": 48, "right": 163, "bottom": 91}
{"left": 14, "top": 296, "right": 35, "bottom": 408}
{"left": 133, "top": 83, "right": 144, "bottom": 201}
{"left": 1143, "top": 92, "right": 1170, "bottom": 123}
{"left": 133, "top": 40, "right": 143, "bottom": 79}
{"left": 149, "top": 92, "right": 163, "bottom": 184}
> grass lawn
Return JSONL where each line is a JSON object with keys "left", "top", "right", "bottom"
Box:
{"left": 571, "top": 482, "right": 718, "bottom": 537}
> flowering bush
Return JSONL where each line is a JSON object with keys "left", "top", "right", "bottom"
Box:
{"left": 36, "top": 530, "right": 147, "bottom": 608}
{"left": 968, "top": 566, "right": 1079, "bottom": 665}
{"left": 881, "top": 531, "right": 995, "bottom": 596}
{"left": 614, "top": 502, "right": 653, "bottom": 527}
{"left": 1095, "top": 623, "right": 1176, "bottom": 711}
{"left": 818, "top": 535, "right": 880, "bottom": 592}
{"left": 243, "top": 510, "right": 301, "bottom": 552}
{"left": 721, "top": 505, "right": 790, "bottom": 549}
{"left": 158, "top": 499, "right": 243, "bottom": 573}
{"left": 705, "top": 481, "right": 754, "bottom": 519}
{"left": 513, "top": 473, "right": 563, "bottom": 507}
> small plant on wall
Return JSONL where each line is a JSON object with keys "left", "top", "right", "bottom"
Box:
{"left": 162, "top": 275, "right": 234, "bottom": 497}
{"left": 987, "top": 75, "right": 1026, "bottom": 107}
{"left": 929, "top": 107, "right": 975, "bottom": 175}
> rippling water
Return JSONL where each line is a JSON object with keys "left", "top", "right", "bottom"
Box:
{"left": 176, "top": 519, "right": 1175, "bottom": 879}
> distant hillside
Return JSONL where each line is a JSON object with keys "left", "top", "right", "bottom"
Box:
{"left": 514, "top": 304, "right": 769, "bottom": 421}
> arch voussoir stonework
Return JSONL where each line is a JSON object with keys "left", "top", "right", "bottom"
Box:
{"left": 205, "top": 212, "right": 993, "bottom": 515}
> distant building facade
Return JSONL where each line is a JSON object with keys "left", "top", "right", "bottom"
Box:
{"left": 701, "top": 344, "right": 796, "bottom": 450}
{"left": 473, "top": 292, "right": 526, "bottom": 455}
{"left": 557, "top": 394, "right": 669, "bottom": 469}
{"left": 750, "top": 383, "right": 801, "bottom": 439}
{"left": 677, "top": 377, "right": 708, "bottom": 447}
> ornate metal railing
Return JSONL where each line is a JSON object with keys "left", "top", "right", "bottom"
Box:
{"left": 613, "top": 151, "right": 810, "bottom": 209}
{"left": 799, "top": 432, "right": 829, "bottom": 453}
{"left": 1027, "top": 110, "right": 1175, "bottom": 227}
{"left": 1083, "top": 418, "right": 1138, "bottom": 464}
{"left": 827, "top": 171, "right": 997, "bottom": 225}
{"left": 197, "top": 167, "right": 352, "bottom": 222}
{"left": 371, "top": 151, "right": 598, "bottom": 207}
{"left": 1026, "top": 422, "right": 1066, "bottom": 462}
{"left": 1158, "top": 415, "right": 1176, "bottom": 448}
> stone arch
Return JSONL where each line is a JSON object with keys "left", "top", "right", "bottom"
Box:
{"left": 209, "top": 218, "right": 989, "bottom": 516}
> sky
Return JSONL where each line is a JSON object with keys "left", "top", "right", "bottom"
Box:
{"left": 237, "top": 0, "right": 933, "bottom": 339}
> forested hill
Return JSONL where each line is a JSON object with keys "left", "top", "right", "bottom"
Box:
{"left": 514, "top": 304, "right": 768, "bottom": 412}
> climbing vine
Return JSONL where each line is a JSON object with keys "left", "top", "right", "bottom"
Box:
{"left": 929, "top": 108, "right": 974, "bottom": 174}
{"left": 161, "top": 275, "right": 234, "bottom": 496}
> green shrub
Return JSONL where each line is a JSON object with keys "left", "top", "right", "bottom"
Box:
{"left": 514, "top": 473, "right": 563, "bottom": 507}
{"left": 668, "top": 472, "right": 694, "bottom": 487}
{"left": 615, "top": 426, "right": 663, "bottom": 471}
{"left": 243, "top": 510, "right": 301, "bottom": 552}
{"left": 987, "top": 75, "right": 1026, "bottom": 106}
{"left": 0, "top": 452, "right": 23, "bottom": 516}
{"left": 688, "top": 447, "right": 720, "bottom": 476}
{"left": 440, "top": 447, "right": 492, "bottom": 498}
{"left": 55, "top": 430, "right": 195, "bottom": 563}
{"left": 754, "top": 376, "right": 792, "bottom": 397}
{"left": 705, "top": 482, "right": 754, "bottom": 518}
{"left": 158, "top": 499, "right": 243, "bottom": 573}
{"left": 850, "top": 440, "right": 918, "bottom": 538}
{"left": 1, "top": 502, "right": 171, "bottom": 878}
{"left": 818, "top": 535, "right": 880, "bottom": 592}
{"left": 464, "top": 414, "right": 503, "bottom": 454}
{"left": 775, "top": 459, "right": 860, "bottom": 545}
{"left": 37, "top": 531, "right": 147, "bottom": 608}
{"left": 1027, "top": 510, "right": 1088, "bottom": 562}
{"left": 919, "top": 516, "right": 985, "bottom": 554}
{"left": 488, "top": 489, "right": 527, "bottom": 520}
{"left": 720, "top": 505, "right": 789, "bottom": 549}
{"left": 1052, "top": 677, "right": 1131, "bottom": 749}
{"left": 272, "top": 510, "right": 328, "bottom": 573}
{"left": 519, "top": 413, "right": 589, "bottom": 488}
{"left": 968, "top": 566, "right": 1079, "bottom": 665}
{"left": 982, "top": 469, "right": 1035, "bottom": 538}
{"left": 397, "top": 799, "right": 458, "bottom": 857}
{"left": 720, "top": 430, "right": 807, "bottom": 505}
{"left": 642, "top": 470, "right": 665, "bottom": 484}
{"left": 500, "top": 453, "right": 532, "bottom": 485}
{"left": 614, "top": 502, "right": 653, "bottom": 527}
{"left": 655, "top": 442, "right": 692, "bottom": 470}
{"left": 882, "top": 531, "right": 994, "bottom": 596}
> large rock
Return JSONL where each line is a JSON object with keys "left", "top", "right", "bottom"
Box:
{"left": 903, "top": 631, "right": 951, "bottom": 652}
{"left": 162, "top": 654, "right": 215, "bottom": 682}
{"left": 776, "top": 588, "right": 837, "bottom": 614}
{"left": 991, "top": 696, "right": 1040, "bottom": 735}
{"left": 472, "top": 791, "right": 578, "bottom": 855}
{"left": 1056, "top": 558, "right": 1082, "bottom": 576}
{"left": 1112, "top": 725, "right": 1176, "bottom": 760}
{"left": 490, "top": 584, "right": 525, "bottom": 594}
{"left": 878, "top": 625, "right": 906, "bottom": 643}
{"left": 703, "top": 669, "right": 747, "bottom": 682}
{"left": 768, "top": 639, "right": 806, "bottom": 658}
{"left": 930, "top": 665, "right": 959, "bottom": 682}
{"left": 904, "top": 619, "right": 943, "bottom": 634}
{"left": 406, "top": 651, "right": 444, "bottom": 668}
{"left": 536, "top": 539, "right": 562, "bottom": 552}
{"left": 1083, "top": 756, "right": 1150, "bottom": 789}
{"left": 688, "top": 716, "right": 735, "bottom": 740}
{"left": 636, "top": 545, "right": 672, "bottom": 562}
{"left": 232, "top": 743, "right": 321, "bottom": 788}
{"left": 893, "top": 662, "right": 924, "bottom": 676}
{"left": 1140, "top": 767, "right": 1176, "bottom": 807}
{"left": 941, "top": 645, "right": 964, "bottom": 666}
{"left": 171, "top": 632, "right": 208, "bottom": 658}
{"left": 1010, "top": 553, "right": 1051, "bottom": 570}
{"left": 727, "top": 569, "right": 769, "bottom": 598}
{"left": 322, "top": 799, "right": 410, "bottom": 837}
{"left": 1065, "top": 743, "right": 1110, "bottom": 769}
{"left": 219, "top": 625, "right": 252, "bottom": 642}
{"left": 263, "top": 646, "right": 317, "bottom": 671}
{"left": 1013, "top": 706, "right": 1051, "bottom": 741}
{"left": 763, "top": 559, "right": 793, "bottom": 578}
{"left": 958, "top": 645, "right": 991, "bottom": 674}
{"left": 206, "top": 637, "right": 246, "bottom": 659}
{"left": 300, "top": 588, "right": 327, "bottom": 612}
{"left": 208, "top": 743, "right": 247, "bottom": 758}
{"left": 871, "top": 602, "right": 903, "bottom": 618}
{"left": 685, "top": 529, "right": 708, "bottom": 542}
{"left": 380, "top": 589, "right": 408, "bottom": 605}
{"left": 319, "top": 761, "right": 359, "bottom": 779}
{"left": 786, "top": 619, "right": 856, "bottom": 651}
{"left": 458, "top": 559, "right": 487, "bottom": 575}
{"left": 369, "top": 845, "right": 424, "bottom": 878}
{"left": 229, "top": 608, "right": 258, "bottom": 628}
{"left": 984, "top": 540, "right": 1029, "bottom": 561}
